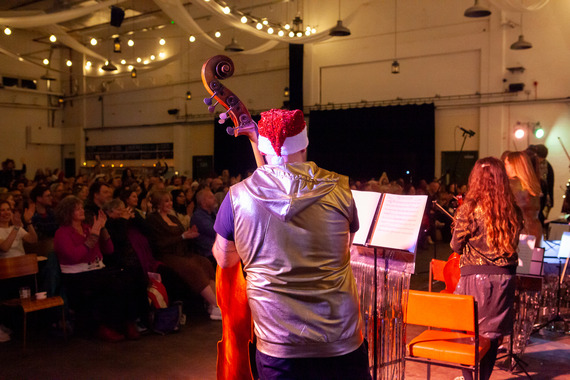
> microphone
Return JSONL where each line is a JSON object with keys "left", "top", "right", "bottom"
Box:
{"left": 458, "top": 126, "right": 476, "bottom": 137}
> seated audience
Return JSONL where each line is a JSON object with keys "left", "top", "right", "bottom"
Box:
{"left": 171, "top": 189, "right": 190, "bottom": 229}
{"left": 54, "top": 196, "right": 140, "bottom": 342}
{"left": 191, "top": 188, "right": 218, "bottom": 265}
{"left": 146, "top": 189, "right": 221, "bottom": 320}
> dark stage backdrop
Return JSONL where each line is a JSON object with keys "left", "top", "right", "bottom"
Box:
{"left": 307, "top": 104, "right": 435, "bottom": 184}
{"left": 213, "top": 104, "right": 434, "bottom": 183}
{"left": 213, "top": 115, "right": 260, "bottom": 178}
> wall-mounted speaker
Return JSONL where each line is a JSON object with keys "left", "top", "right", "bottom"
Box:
{"left": 508, "top": 83, "right": 525, "bottom": 92}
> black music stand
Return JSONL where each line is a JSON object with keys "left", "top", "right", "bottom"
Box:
{"left": 532, "top": 256, "right": 568, "bottom": 334}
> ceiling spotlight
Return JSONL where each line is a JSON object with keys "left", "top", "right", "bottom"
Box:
{"left": 510, "top": 35, "right": 532, "bottom": 50}
{"left": 296, "top": 32, "right": 303, "bottom": 37}
{"left": 137, "top": 57, "right": 142, "bottom": 63}
{"left": 222, "top": 6, "right": 230, "bottom": 14}
{"left": 256, "top": 23, "right": 263, "bottom": 30}
{"left": 289, "top": 31, "right": 295, "bottom": 38}
{"left": 241, "top": 16, "right": 248, "bottom": 23}
{"left": 120, "top": 59, "right": 126, "bottom": 65}
{"left": 128, "top": 39, "right": 134, "bottom": 47}
{"left": 85, "top": 61, "right": 92, "bottom": 69}
{"left": 102, "top": 61, "right": 118, "bottom": 71}
{"left": 159, "top": 38, "right": 166, "bottom": 45}
{"left": 150, "top": 55, "right": 156, "bottom": 60}
{"left": 43, "top": 58, "right": 50, "bottom": 65}
{"left": 464, "top": 0, "right": 491, "bottom": 18}
{"left": 225, "top": 37, "right": 244, "bottom": 52}
{"left": 189, "top": 35, "right": 196, "bottom": 42}
{"left": 215, "top": 31, "right": 221, "bottom": 38}
{"left": 391, "top": 60, "right": 400, "bottom": 74}
{"left": 267, "top": 28, "right": 274, "bottom": 34}
{"left": 66, "top": 60, "right": 72, "bottom": 67}
{"left": 284, "top": 24, "right": 291, "bottom": 30}
{"left": 127, "top": 65, "right": 133, "bottom": 71}
{"left": 49, "top": 35, "right": 57, "bottom": 43}
{"left": 113, "top": 37, "right": 121, "bottom": 53}
{"left": 4, "top": 27, "right": 11, "bottom": 35}
{"left": 278, "top": 30, "right": 284, "bottom": 37}
{"left": 159, "top": 52, "right": 166, "bottom": 59}
{"left": 90, "top": 38, "right": 98, "bottom": 46}
{"left": 262, "top": 19, "right": 269, "bottom": 25}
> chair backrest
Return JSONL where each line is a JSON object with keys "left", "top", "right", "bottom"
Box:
{"left": 0, "top": 254, "right": 39, "bottom": 280}
{"left": 429, "top": 259, "right": 446, "bottom": 291}
{"left": 405, "top": 290, "right": 476, "bottom": 333}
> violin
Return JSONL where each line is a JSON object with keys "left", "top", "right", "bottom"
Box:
{"left": 432, "top": 200, "right": 461, "bottom": 293}
{"left": 201, "top": 55, "right": 260, "bottom": 380}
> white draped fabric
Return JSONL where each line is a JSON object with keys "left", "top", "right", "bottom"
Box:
{"left": 488, "top": 0, "right": 550, "bottom": 12}
{"left": 38, "top": 25, "right": 108, "bottom": 62}
{"left": 0, "top": 0, "right": 126, "bottom": 28}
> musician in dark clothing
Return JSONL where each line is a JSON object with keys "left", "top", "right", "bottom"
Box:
{"left": 451, "top": 157, "right": 523, "bottom": 380}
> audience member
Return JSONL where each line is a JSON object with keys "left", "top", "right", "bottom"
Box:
{"left": 0, "top": 158, "right": 26, "bottom": 189}
{"left": 190, "top": 188, "right": 218, "bottom": 265}
{"left": 0, "top": 200, "right": 37, "bottom": 258}
{"left": 145, "top": 189, "right": 221, "bottom": 320}
{"left": 527, "top": 144, "right": 555, "bottom": 223}
{"left": 171, "top": 189, "right": 190, "bottom": 229}
{"left": 54, "top": 196, "right": 140, "bottom": 342}
{"left": 84, "top": 182, "right": 113, "bottom": 226}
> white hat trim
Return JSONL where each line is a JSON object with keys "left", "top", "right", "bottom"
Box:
{"left": 257, "top": 127, "right": 308, "bottom": 156}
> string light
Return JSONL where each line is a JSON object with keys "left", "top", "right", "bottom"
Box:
{"left": 127, "top": 65, "right": 133, "bottom": 70}
{"left": 4, "top": 27, "right": 11, "bottom": 35}
{"left": 66, "top": 60, "right": 72, "bottom": 67}
{"left": 289, "top": 31, "right": 295, "bottom": 37}
{"left": 284, "top": 24, "right": 291, "bottom": 30}
{"left": 241, "top": 16, "right": 248, "bottom": 23}
{"left": 278, "top": 30, "right": 284, "bottom": 37}
{"left": 128, "top": 39, "right": 134, "bottom": 47}
{"left": 222, "top": 6, "right": 231, "bottom": 14}
{"left": 120, "top": 59, "right": 126, "bottom": 64}
{"left": 256, "top": 23, "right": 263, "bottom": 30}
{"left": 150, "top": 54, "right": 156, "bottom": 60}
{"left": 267, "top": 27, "right": 274, "bottom": 34}
{"left": 43, "top": 58, "right": 49, "bottom": 65}
{"left": 90, "top": 38, "right": 98, "bottom": 46}
{"left": 189, "top": 35, "right": 196, "bottom": 42}
{"left": 215, "top": 30, "right": 221, "bottom": 38}
{"left": 49, "top": 35, "right": 57, "bottom": 43}
{"left": 159, "top": 38, "right": 165, "bottom": 45}
{"left": 136, "top": 57, "right": 142, "bottom": 63}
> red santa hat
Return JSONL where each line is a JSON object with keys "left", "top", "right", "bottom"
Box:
{"left": 257, "top": 109, "right": 308, "bottom": 157}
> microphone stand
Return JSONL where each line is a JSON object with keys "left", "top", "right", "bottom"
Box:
{"left": 451, "top": 128, "right": 474, "bottom": 186}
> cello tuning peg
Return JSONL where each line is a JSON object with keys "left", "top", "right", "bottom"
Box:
{"left": 220, "top": 112, "right": 228, "bottom": 120}
{"left": 208, "top": 105, "right": 217, "bottom": 113}
{"left": 203, "top": 93, "right": 217, "bottom": 106}
{"left": 218, "top": 118, "right": 227, "bottom": 124}
{"left": 226, "top": 126, "right": 235, "bottom": 135}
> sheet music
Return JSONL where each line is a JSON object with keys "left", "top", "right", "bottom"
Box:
{"left": 370, "top": 193, "right": 427, "bottom": 253}
{"left": 518, "top": 234, "right": 536, "bottom": 275}
{"left": 558, "top": 232, "right": 570, "bottom": 259}
{"left": 351, "top": 190, "right": 382, "bottom": 246}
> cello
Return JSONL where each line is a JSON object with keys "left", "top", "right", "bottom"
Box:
{"left": 201, "top": 55, "right": 262, "bottom": 380}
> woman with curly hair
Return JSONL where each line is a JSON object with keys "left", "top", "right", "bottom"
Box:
{"left": 504, "top": 150, "right": 543, "bottom": 244}
{"left": 451, "top": 157, "right": 523, "bottom": 380}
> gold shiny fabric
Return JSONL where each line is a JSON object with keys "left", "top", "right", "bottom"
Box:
{"left": 230, "top": 161, "right": 364, "bottom": 358}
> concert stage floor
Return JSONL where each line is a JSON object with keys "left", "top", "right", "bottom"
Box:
{"left": 1, "top": 242, "right": 568, "bottom": 379}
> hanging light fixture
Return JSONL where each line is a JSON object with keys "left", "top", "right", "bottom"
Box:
{"left": 464, "top": 0, "right": 491, "bottom": 18}
{"left": 102, "top": 61, "right": 118, "bottom": 71}
{"left": 113, "top": 37, "right": 121, "bottom": 53}
{"left": 283, "top": 87, "right": 290, "bottom": 97}
{"left": 131, "top": 67, "right": 137, "bottom": 78}
{"left": 329, "top": 0, "right": 351, "bottom": 37}
{"left": 225, "top": 37, "right": 244, "bottom": 52}
{"left": 186, "top": 91, "right": 192, "bottom": 100}
{"left": 391, "top": 0, "right": 400, "bottom": 74}
{"left": 511, "top": 14, "right": 532, "bottom": 50}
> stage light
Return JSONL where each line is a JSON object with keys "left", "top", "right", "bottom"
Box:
{"left": 534, "top": 123, "right": 544, "bottom": 138}
{"left": 514, "top": 126, "right": 525, "bottom": 139}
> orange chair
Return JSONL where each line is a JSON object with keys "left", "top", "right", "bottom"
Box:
{"left": 428, "top": 259, "right": 446, "bottom": 292}
{"left": 405, "top": 290, "right": 490, "bottom": 380}
{"left": 0, "top": 254, "right": 66, "bottom": 349}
